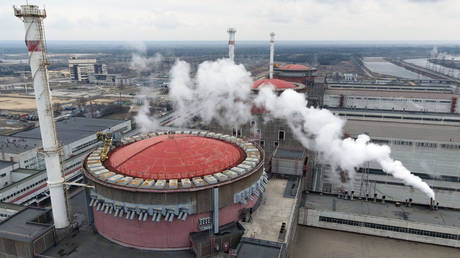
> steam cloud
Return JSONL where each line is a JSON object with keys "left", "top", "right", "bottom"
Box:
{"left": 129, "top": 45, "right": 164, "bottom": 132}
{"left": 165, "top": 58, "right": 435, "bottom": 199}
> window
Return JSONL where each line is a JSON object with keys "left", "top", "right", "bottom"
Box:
{"left": 274, "top": 141, "right": 279, "bottom": 147}
{"left": 232, "top": 128, "right": 237, "bottom": 136}
{"left": 278, "top": 130, "right": 285, "bottom": 141}
{"left": 318, "top": 216, "right": 459, "bottom": 240}
{"left": 260, "top": 140, "right": 265, "bottom": 148}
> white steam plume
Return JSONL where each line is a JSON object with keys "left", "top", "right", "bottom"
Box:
{"left": 130, "top": 52, "right": 164, "bottom": 73}
{"left": 254, "top": 88, "right": 435, "bottom": 199}
{"left": 129, "top": 43, "right": 164, "bottom": 131}
{"left": 167, "top": 58, "right": 435, "bottom": 199}
{"left": 169, "top": 59, "right": 253, "bottom": 127}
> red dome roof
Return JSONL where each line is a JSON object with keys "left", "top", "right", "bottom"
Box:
{"left": 105, "top": 134, "right": 245, "bottom": 180}
{"left": 278, "top": 64, "right": 310, "bottom": 71}
{"left": 253, "top": 78, "right": 296, "bottom": 89}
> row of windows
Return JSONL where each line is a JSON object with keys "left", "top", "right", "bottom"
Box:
{"left": 371, "top": 139, "right": 460, "bottom": 150}
{"left": 66, "top": 161, "right": 82, "bottom": 171}
{"left": 416, "top": 142, "right": 437, "bottom": 148}
{"left": 319, "top": 216, "right": 459, "bottom": 240}
{"left": 0, "top": 178, "right": 47, "bottom": 202}
{"left": 358, "top": 168, "right": 460, "bottom": 183}
{"left": 72, "top": 139, "right": 99, "bottom": 153}
{"left": 329, "top": 96, "right": 452, "bottom": 104}
{"left": 337, "top": 112, "right": 460, "bottom": 123}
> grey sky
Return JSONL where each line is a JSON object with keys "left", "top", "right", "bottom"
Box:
{"left": 2, "top": 0, "right": 458, "bottom": 41}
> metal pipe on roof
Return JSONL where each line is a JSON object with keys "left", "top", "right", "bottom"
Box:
{"left": 14, "top": 4, "right": 69, "bottom": 229}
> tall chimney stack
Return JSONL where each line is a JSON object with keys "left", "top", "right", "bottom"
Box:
{"left": 269, "top": 32, "right": 275, "bottom": 79}
{"left": 227, "top": 28, "right": 236, "bottom": 62}
{"left": 14, "top": 5, "right": 69, "bottom": 229}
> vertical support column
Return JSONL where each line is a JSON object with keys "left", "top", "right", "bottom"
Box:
{"left": 213, "top": 187, "right": 219, "bottom": 234}
{"left": 269, "top": 32, "right": 275, "bottom": 79}
{"left": 227, "top": 28, "right": 236, "bottom": 62}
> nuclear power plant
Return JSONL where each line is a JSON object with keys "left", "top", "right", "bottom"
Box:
{"left": 84, "top": 131, "right": 265, "bottom": 250}
{"left": 0, "top": 2, "right": 459, "bottom": 258}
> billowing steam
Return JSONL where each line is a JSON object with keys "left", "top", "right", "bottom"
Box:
{"left": 255, "top": 88, "right": 435, "bottom": 199}
{"left": 169, "top": 59, "right": 253, "bottom": 127}
{"left": 166, "top": 58, "right": 435, "bottom": 199}
{"left": 134, "top": 89, "right": 159, "bottom": 132}
{"left": 130, "top": 52, "right": 164, "bottom": 73}
{"left": 129, "top": 46, "right": 164, "bottom": 132}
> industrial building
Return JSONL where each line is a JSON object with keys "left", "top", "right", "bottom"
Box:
{"left": 4, "top": 4, "right": 459, "bottom": 258}
{"left": 299, "top": 193, "right": 460, "bottom": 248}
{"left": 324, "top": 89, "right": 458, "bottom": 113}
{"left": 88, "top": 73, "right": 131, "bottom": 87}
{"left": 68, "top": 57, "right": 107, "bottom": 83}
{"left": 0, "top": 117, "right": 131, "bottom": 206}
{"left": 84, "top": 130, "right": 267, "bottom": 251}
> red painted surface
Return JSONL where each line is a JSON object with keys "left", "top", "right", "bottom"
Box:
{"left": 94, "top": 197, "right": 259, "bottom": 249}
{"left": 228, "top": 41, "right": 235, "bottom": 45}
{"left": 25, "top": 40, "right": 41, "bottom": 52}
{"left": 273, "top": 75, "right": 307, "bottom": 84}
{"left": 106, "top": 135, "right": 245, "bottom": 180}
{"left": 253, "top": 78, "right": 296, "bottom": 89}
{"left": 278, "top": 64, "right": 310, "bottom": 71}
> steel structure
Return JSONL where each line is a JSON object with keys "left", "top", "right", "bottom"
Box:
{"left": 14, "top": 5, "right": 69, "bottom": 229}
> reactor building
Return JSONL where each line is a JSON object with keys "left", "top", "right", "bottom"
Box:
{"left": 83, "top": 131, "right": 266, "bottom": 250}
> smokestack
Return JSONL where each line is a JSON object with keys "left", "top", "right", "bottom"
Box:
{"left": 14, "top": 5, "right": 69, "bottom": 229}
{"left": 227, "top": 28, "right": 236, "bottom": 62}
{"left": 269, "top": 32, "right": 275, "bottom": 79}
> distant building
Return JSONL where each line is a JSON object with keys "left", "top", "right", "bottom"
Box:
{"left": 323, "top": 88, "right": 458, "bottom": 114}
{"left": 68, "top": 57, "right": 107, "bottom": 83}
{"left": 88, "top": 74, "right": 131, "bottom": 87}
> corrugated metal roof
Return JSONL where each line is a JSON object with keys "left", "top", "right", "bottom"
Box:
{"left": 13, "top": 117, "right": 127, "bottom": 145}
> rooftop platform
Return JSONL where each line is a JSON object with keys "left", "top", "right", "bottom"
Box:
{"left": 0, "top": 161, "right": 15, "bottom": 170}
{"left": 13, "top": 117, "right": 127, "bottom": 145}
{"left": 0, "top": 207, "right": 52, "bottom": 242}
{"left": 240, "top": 178, "right": 297, "bottom": 243}
{"left": 0, "top": 135, "right": 41, "bottom": 153}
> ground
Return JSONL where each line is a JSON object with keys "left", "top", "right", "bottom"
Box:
{"left": 290, "top": 226, "right": 460, "bottom": 258}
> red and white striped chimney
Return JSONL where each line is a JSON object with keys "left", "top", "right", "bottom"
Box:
{"left": 227, "top": 28, "right": 236, "bottom": 62}
{"left": 269, "top": 32, "right": 275, "bottom": 79}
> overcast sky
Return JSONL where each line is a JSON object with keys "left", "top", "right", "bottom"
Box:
{"left": 2, "top": 0, "right": 459, "bottom": 41}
